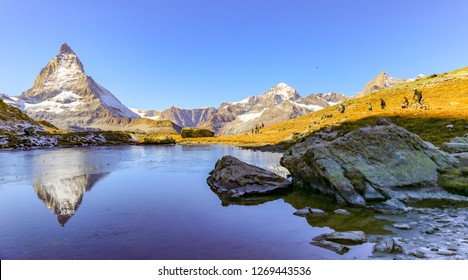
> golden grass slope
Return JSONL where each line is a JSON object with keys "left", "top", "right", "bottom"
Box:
{"left": 179, "top": 66, "right": 468, "bottom": 147}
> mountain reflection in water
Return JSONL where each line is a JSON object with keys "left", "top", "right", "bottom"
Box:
{"left": 33, "top": 173, "right": 109, "bottom": 226}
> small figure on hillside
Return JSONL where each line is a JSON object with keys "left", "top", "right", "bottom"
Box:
{"left": 368, "top": 103, "right": 373, "bottom": 111}
{"left": 338, "top": 104, "right": 345, "bottom": 113}
{"left": 261, "top": 122, "right": 265, "bottom": 128}
{"left": 380, "top": 99, "right": 386, "bottom": 109}
{"left": 402, "top": 96, "right": 409, "bottom": 108}
{"left": 251, "top": 128, "right": 254, "bottom": 134}
{"left": 413, "top": 88, "right": 423, "bottom": 104}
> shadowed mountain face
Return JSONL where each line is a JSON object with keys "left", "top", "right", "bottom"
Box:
{"left": 33, "top": 173, "right": 109, "bottom": 226}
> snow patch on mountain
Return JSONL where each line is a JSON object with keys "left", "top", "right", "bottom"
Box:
{"left": 24, "top": 90, "right": 83, "bottom": 114}
{"left": 292, "top": 102, "right": 324, "bottom": 111}
{"left": 237, "top": 108, "right": 267, "bottom": 122}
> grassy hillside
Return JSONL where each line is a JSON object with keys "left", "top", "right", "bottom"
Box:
{"left": 179, "top": 66, "right": 468, "bottom": 147}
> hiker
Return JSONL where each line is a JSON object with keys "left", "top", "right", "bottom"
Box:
{"left": 380, "top": 99, "right": 386, "bottom": 109}
{"left": 368, "top": 103, "right": 373, "bottom": 111}
{"left": 402, "top": 97, "right": 409, "bottom": 108}
{"left": 338, "top": 104, "right": 345, "bottom": 113}
{"left": 413, "top": 88, "right": 423, "bottom": 104}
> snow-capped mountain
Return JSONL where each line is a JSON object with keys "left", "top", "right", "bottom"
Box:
{"left": 356, "top": 72, "right": 406, "bottom": 97}
{"left": 11, "top": 43, "right": 179, "bottom": 133}
{"left": 133, "top": 83, "right": 347, "bottom": 135}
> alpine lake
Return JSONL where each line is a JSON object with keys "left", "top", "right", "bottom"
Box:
{"left": 1, "top": 145, "right": 467, "bottom": 260}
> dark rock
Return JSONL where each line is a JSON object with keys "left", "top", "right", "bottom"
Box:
{"left": 311, "top": 239, "right": 350, "bottom": 255}
{"left": 281, "top": 122, "right": 461, "bottom": 206}
{"left": 181, "top": 127, "right": 215, "bottom": 138}
{"left": 372, "top": 198, "right": 411, "bottom": 214}
{"left": 207, "top": 156, "right": 291, "bottom": 198}
{"left": 294, "top": 207, "right": 328, "bottom": 216}
{"left": 314, "top": 231, "right": 366, "bottom": 245}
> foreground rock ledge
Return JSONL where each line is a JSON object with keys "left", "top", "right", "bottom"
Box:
{"left": 207, "top": 155, "right": 292, "bottom": 198}
{"left": 281, "top": 119, "right": 462, "bottom": 206}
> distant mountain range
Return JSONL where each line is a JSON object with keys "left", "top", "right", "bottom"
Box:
{"left": 6, "top": 43, "right": 425, "bottom": 136}
{"left": 132, "top": 83, "right": 347, "bottom": 135}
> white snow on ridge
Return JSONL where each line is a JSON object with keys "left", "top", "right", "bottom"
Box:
{"left": 130, "top": 108, "right": 161, "bottom": 120}
{"left": 293, "top": 102, "right": 324, "bottom": 111}
{"left": 237, "top": 108, "right": 267, "bottom": 122}
{"left": 24, "top": 90, "right": 83, "bottom": 114}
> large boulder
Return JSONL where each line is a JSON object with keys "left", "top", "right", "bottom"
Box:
{"left": 181, "top": 127, "right": 214, "bottom": 138}
{"left": 280, "top": 119, "right": 462, "bottom": 206}
{"left": 207, "top": 155, "right": 292, "bottom": 198}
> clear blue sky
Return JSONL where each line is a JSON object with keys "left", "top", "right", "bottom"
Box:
{"left": 0, "top": 0, "right": 467, "bottom": 110}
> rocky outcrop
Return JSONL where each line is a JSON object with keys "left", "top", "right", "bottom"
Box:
{"left": 441, "top": 134, "right": 468, "bottom": 154}
{"left": 280, "top": 119, "right": 462, "bottom": 206}
{"left": 356, "top": 72, "right": 406, "bottom": 97}
{"left": 181, "top": 127, "right": 214, "bottom": 138}
{"left": 207, "top": 156, "right": 291, "bottom": 198}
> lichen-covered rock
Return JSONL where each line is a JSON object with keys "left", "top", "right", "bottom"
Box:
{"left": 207, "top": 155, "right": 291, "bottom": 198}
{"left": 181, "top": 127, "right": 214, "bottom": 138}
{"left": 281, "top": 119, "right": 461, "bottom": 206}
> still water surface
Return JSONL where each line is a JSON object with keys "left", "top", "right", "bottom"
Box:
{"left": 0, "top": 145, "right": 373, "bottom": 259}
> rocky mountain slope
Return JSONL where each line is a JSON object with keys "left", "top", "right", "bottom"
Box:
{"left": 356, "top": 72, "right": 406, "bottom": 97}
{"left": 7, "top": 43, "right": 179, "bottom": 134}
{"left": 133, "top": 83, "right": 347, "bottom": 135}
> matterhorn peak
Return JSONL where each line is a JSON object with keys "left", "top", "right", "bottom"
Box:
{"left": 59, "top": 43, "right": 75, "bottom": 54}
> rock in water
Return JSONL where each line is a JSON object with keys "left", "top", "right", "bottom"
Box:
{"left": 314, "top": 231, "right": 366, "bottom": 245}
{"left": 373, "top": 236, "right": 402, "bottom": 254}
{"left": 293, "top": 207, "right": 328, "bottom": 216}
{"left": 311, "top": 239, "right": 350, "bottom": 255}
{"left": 207, "top": 156, "right": 291, "bottom": 198}
{"left": 280, "top": 119, "right": 460, "bottom": 206}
